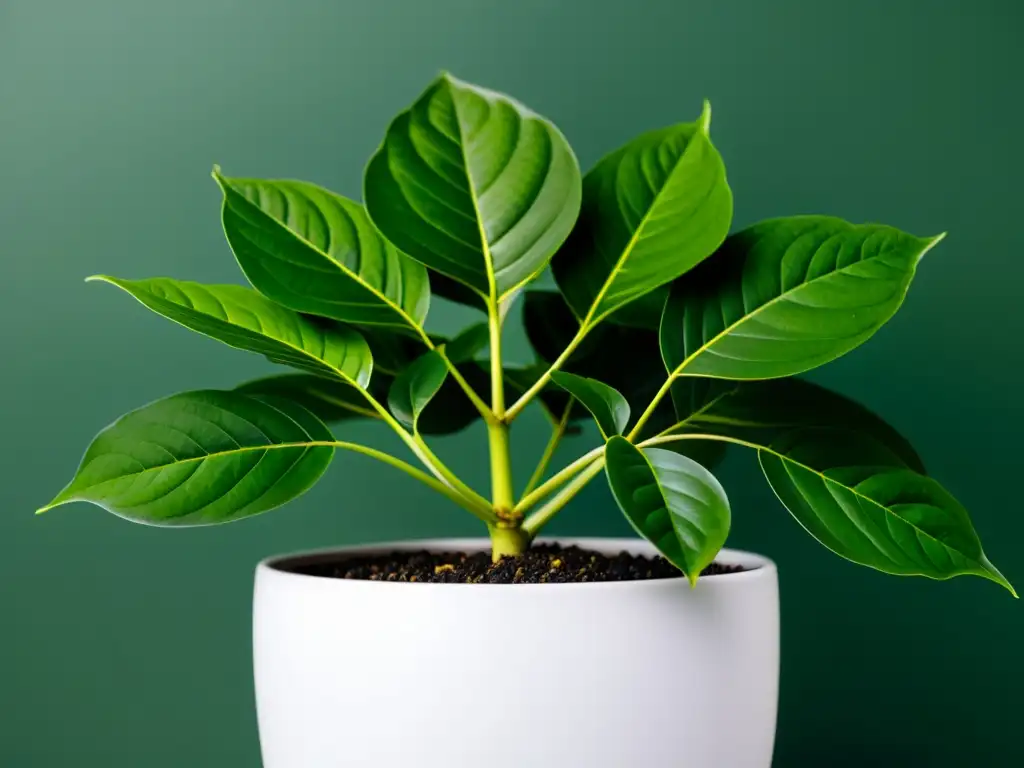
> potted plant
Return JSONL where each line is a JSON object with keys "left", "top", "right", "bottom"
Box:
{"left": 39, "top": 73, "right": 1013, "bottom": 768}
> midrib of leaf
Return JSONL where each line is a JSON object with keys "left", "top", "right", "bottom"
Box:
{"left": 667, "top": 236, "right": 938, "bottom": 380}
{"left": 650, "top": 432, "right": 998, "bottom": 580}
{"left": 91, "top": 276, "right": 367, "bottom": 389}
{"left": 218, "top": 173, "right": 431, "bottom": 343}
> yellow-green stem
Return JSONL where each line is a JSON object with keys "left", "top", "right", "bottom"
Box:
{"left": 522, "top": 399, "right": 573, "bottom": 498}
{"left": 515, "top": 445, "right": 605, "bottom": 513}
{"left": 626, "top": 374, "right": 676, "bottom": 441}
{"left": 488, "top": 421, "right": 516, "bottom": 515}
{"left": 522, "top": 459, "right": 606, "bottom": 537}
{"left": 504, "top": 320, "right": 592, "bottom": 421}
{"left": 489, "top": 524, "right": 532, "bottom": 561}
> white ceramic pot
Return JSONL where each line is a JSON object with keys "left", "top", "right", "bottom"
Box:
{"left": 253, "top": 537, "right": 779, "bottom": 767}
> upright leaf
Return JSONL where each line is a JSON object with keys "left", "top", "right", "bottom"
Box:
{"left": 37, "top": 390, "right": 333, "bottom": 525}
{"left": 605, "top": 436, "right": 731, "bottom": 586}
{"left": 550, "top": 372, "right": 629, "bottom": 439}
{"left": 552, "top": 105, "right": 733, "bottom": 328}
{"left": 92, "top": 276, "right": 372, "bottom": 386}
{"left": 758, "top": 428, "right": 1013, "bottom": 594}
{"left": 364, "top": 74, "right": 582, "bottom": 302}
{"left": 660, "top": 216, "right": 944, "bottom": 380}
{"left": 214, "top": 172, "right": 430, "bottom": 332}
{"left": 388, "top": 350, "right": 450, "bottom": 431}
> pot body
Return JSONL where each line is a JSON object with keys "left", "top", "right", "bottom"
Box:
{"left": 254, "top": 538, "right": 779, "bottom": 767}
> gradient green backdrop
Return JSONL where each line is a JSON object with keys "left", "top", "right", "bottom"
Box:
{"left": 2, "top": 0, "right": 1021, "bottom": 765}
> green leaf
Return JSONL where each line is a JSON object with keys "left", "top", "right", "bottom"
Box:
{"left": 552, "top": 104, "right": 732, "bottom": 328}
{"left": 660, "top": 216, "right": 945, "bottom": 380}
{"left": 388, "top": 350, "right": 450, "bottom": 430}
{"left": 37, "top": 390, "right": 333, "bottom": 525}
{"left": 214, "top": 171, "right": 430, "bottom": 333}
{"left": 364, "top": 73, "right": 582, "bottom": 303}
{"left": 758, "top": 428, "right": 1014, "bottom": 594}
{"left": 604, "top": 436, "right": 731, "bottom": 586}
{"left": 446, "top": 322, "right": 490, "bottom": 363}
{"left": 91, "top": 276, "right": 372, "bottom": 387}
{"left": 235, "top": 374, "right": 384, "bottom": 423}
{"left": 430, "top": 271, "right": 488, "bottom": 312}
{"left": 550, "top": 371, "right": 629, "bottom": 439}
{"left": 667, "top": 377, "right": 925, "bottom": 473}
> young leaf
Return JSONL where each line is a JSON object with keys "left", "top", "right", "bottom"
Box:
{"left": 758, "top": 428, "right": 1014, "bottom": 594}
{"left": 551, "top": 105, "right": 733, "bottom": 328}
{"left": 660, "top": 216, "right": 945, "bottom": 381}
{"left": 388, "top": 350, "right": 450, "bottom": 431}
{"left": 91, "top": 276, "right": 372, "bottom": 387}
{"left": 37, "top": 390, "right": 333, "bottom": 525}
{"left": 446, "top": 322, "right": 490, "bottom": 363}
{"left": 604, "top": 436, "right": 731, "bottom": 586}
{"left": 364, "top": 73, "right": 582, "bottom": 303}
{"left": 550, "top": 371, "right": 629, "bottom": 439}
{"left": 214, "top": 172, "right": 431, "bottom": 332}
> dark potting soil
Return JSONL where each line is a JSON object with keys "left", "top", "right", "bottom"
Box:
{"left": 290, "top": 544, "right": 745, "bottom": 584}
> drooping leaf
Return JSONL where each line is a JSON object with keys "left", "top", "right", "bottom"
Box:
{"left": 666, "top": 377, "right": 925, "bottom": 472}
{"left": 213, "top": 171, "right": 430, "bottom": 332}
{"left": 604, "top": 436, "right": 731, "bottom": 586}
{"left": 364, "top": 73, "right": 582, "bottom": 303}
{"left": 758, "top": 428, "right": 1013, "bottom": 594}
{"left": 37, "top": 390, "right": 334, "bottom": 525}
{"left": 660, "top": 216, "right": 945, "bottom": 381}
{"left": 446, "top": 322, "right": 490, "bottom": 363}
{"left": 550, "top": 371, "right": 629, "bottom": 438}
{"left": 388, "top": 350, "right": 450, "bottom": 431}
{"left": 91, "top": 276, "right": 372, "bottom": 387}
{"left": 552, "top": 105, "right": 733, "bottom": 328}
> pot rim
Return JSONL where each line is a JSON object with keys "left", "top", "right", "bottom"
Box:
{"left": 257, "top": 537, "right": 777, "bottom": 590}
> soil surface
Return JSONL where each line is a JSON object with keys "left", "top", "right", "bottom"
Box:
{"left": 290, "top": 543, "right": 745, "bottom": 584}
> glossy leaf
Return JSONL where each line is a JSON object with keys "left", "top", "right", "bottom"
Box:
{"left": 660, "top": 216, "right": 944, "bottom": 380}
{"left": 667, "top": 377, "right": 925, "bottom": 473}
{"left": 235, "top": 374, "right": 384, "bottom": 424}
{"left": 92, "top": 276, "right": 372, "bottom": 386}
{"left": 38, "top": 390, "right": 333, "bottom": 525}
{"left": 388, "top": 350, "right": 450, "bottom": 430}
{"left": 214, "top": 171, "right": 430, "bottom": 332}
{"left": 550, "top": 371, "right": 629, "bottom": 438}
{"left": 364, "top": 74, "right": 582, "bottom": 302}
{"left": 552, "top": 105, "right": 732, "bottom": 328}
{"left": 605, "top": 436, "right": 731, "bottom": 585}
{"left": 758, "top": 428, "right": 1013, "bottom": 593}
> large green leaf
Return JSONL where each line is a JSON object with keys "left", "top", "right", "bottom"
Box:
{"left": 388, "top": 350, "right": 449, "bottom": 431}
{"left": 660, "top": 216, "right": 944, "bottom": 380}
{"left": 758, "top": 428, "right": 1013, "bottom": 594}
{"left": 550, "top": 372, "right": 629, "bottom": 439}
{"left": 364, "top": 74, "right": 582, "bottom": 303}
{"left": 551, "top": 105, "right": 732, "bottom": 328}
{"left": 214, "top": 171, "right": 430, "bottom": 332}
{"left": 92, "top": 276, "right": 372, "bottom": 386}
{"left": 38, "top": 390, "right": 333, "bottom": 525}
{"left": 667, "top": 377, "right": 925, "bottom": 473}
{"left": 605, "top": 436, "right": 731, "bottom": 586}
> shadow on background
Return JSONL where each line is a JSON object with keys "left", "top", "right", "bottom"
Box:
{"left": 1, "top": 0, "right": 1020, "bottom": 765}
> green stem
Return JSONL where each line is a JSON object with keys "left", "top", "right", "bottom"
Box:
{"left": 626, "top": 374, "right": 675, "bottom": 441}
{"left": 488, "top": 524, "right": 532, "bottom": 561}
{"left": 522, "top": 400, "right": 573, "bottom": 498}
{"left": 504, "top": 320, "right": 592, "bottom": 421}
{"left": 487, "top": 300, "right": 516, "bottom": 515}
{"left": 515, "top": 445, "right": 605, "bottom": 513}
{"left": 522, "top": 459, "right": 606, "bottom": 537}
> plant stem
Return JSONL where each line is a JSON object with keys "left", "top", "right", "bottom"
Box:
{"left": 488, "top": 524, "right": 532, "bottom": 561}
{"left": 625, "top": 374, "right": 676, "bottom": 441}
{"left": 487, "top": 300, "right": 516, "bottom": 515}
{"left": 522, "top": 400, "right": 573, "bottom": 498}
{"left": 522, "top": 459, "right": 606, "bottom": 537}
{"left": 515, "top": 445, "right": 605, "bottom": 513}
{"left": 327, "top": 441, "right": 496, "bottom": 523}
{"left": 504, "top": 320, "right": 592, "bottom": 421}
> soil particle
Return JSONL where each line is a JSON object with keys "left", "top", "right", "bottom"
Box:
{"left": 291, "top": 544, "right": 745, "bottom": 584}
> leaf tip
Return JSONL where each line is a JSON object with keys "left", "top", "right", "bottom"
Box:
{"left": 84, "top": 274, "right": 114, "bottom": 286}
{"left": 699, "top": 100, "right": 712, "bottom": 135}
{"left": 917, "top": 231, "right": 947, "bottom": 262}
{"left": 687, "top": 570, "right": 700, "bottom": 589}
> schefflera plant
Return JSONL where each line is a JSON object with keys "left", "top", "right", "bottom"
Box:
{"left": 40, "top": 73, "right": 1013, "bottom": 595}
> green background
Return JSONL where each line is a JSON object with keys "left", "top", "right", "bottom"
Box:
{"left": 2, "top": 0, "right": 1021, "bottom": 764}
